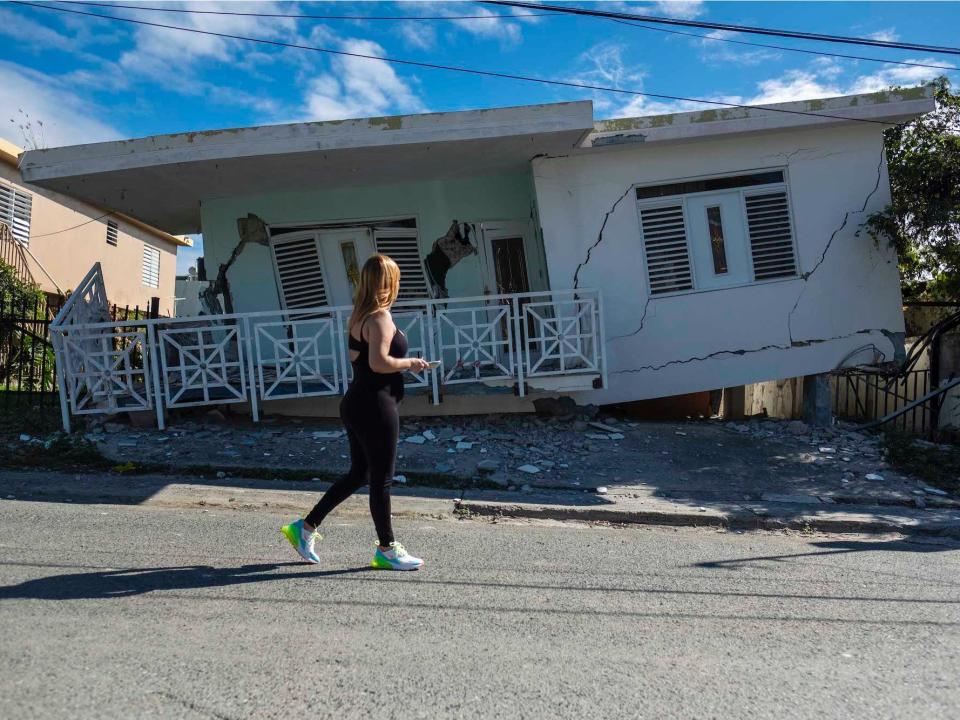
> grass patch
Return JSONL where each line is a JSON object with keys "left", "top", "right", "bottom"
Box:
{"left": 881, "top": 431, "right": 960, "bottom": 495}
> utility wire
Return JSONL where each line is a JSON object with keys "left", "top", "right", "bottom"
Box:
{"left": 611, "top": 19, "right": 957, "bottom": 73}
{"left": 488, "top": 1, "right": 960, "bottom": 56}
{"left": 16, "top": 1, "right": 904, "bottom": 127}
{"left": 28, "top": 211, "right": 112, "bottom": 239}
{"left": 54, "top": 1, "right": 551, "bottom": 21}
{"left": 52, "top": 0, "right": 957, "bottom": 72}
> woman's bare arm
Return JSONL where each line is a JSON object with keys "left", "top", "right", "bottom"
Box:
{"left": 365, "top": 311, "right": 429, "bottom": 374}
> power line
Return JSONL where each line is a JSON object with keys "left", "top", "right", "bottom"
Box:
{"left": 611, "top": 19, "right": 957, "bottom": 72}
{"left": 54, "top": 1, "right": 551, "bottom": 21}
{"left": 53, "top": 0, "right": 958, "bottom": 72}
{"left": 15, "top": 1, "right": 901, "bottom": 127}
{"left": 29, "top": 211, "right": 112, "bottom": 239}
{"left": 488, "top": 1, "right": 960, "bottom": 56}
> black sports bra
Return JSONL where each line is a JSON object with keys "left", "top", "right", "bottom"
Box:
{"left": 347, "top": 318, "right": 409, "bottom": 400}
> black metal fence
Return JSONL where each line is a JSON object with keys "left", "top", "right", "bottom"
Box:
{"left": 833, "top": 368, "right": 933, "bottom": 436}
{"left": 0, "top": 294, "right": 61, "bottom": 410}
{"left": 0, "top": 295, "right": 162, "bottom": 413}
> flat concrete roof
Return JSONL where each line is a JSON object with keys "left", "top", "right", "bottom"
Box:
{"left": 20, "top": 102, "right": 594, "bottom": 234}
{"left": 588, "top": 87, "right": 935, "bottom": 147}
{"left": 18, "top": 88, "right": 936, "bottom": 235}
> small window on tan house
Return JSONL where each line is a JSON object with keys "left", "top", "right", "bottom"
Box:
{"left": 106, "top": 220, "right": 118, "bottom": 246}
{"left": 142, "top": 245, "right": 160, "bottom": 288}
{"left": 0, "top": 182, "right": 32, "bottom": 247}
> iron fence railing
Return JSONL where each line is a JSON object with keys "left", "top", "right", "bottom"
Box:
{"left": 51, "top": 264, "right": 607, "bottom": 432}
{"left": 833, "top": 368, "right": 933, "bottom": 436}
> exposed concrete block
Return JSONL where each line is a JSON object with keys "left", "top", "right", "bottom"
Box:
{"left": 722, "top": 386, "right": 747, "bottom": 420}
{"left": 803, "top": 373, "right": 833, "bottom": 427}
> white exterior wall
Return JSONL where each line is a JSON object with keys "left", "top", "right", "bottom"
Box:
{"left": 534, "top": 123, "right": 905, "bottom": 404}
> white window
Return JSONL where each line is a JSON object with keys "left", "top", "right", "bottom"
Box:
{"left": 636, "top": 170, "right": 797, "bottom": 296}
{"left": 271, "top": 233, "right": 329, "bottom": 309}
{"left": 142, "top": 245, "right": 160, "bottom": 288}
{"left": 106, "top": 220, "right": 118, "bottom": 246}
{"left": 0, "top": 182, "right": 33, "bottom": 247}
{"left": 375, "top": 230, "right": 429, "bottom": 300}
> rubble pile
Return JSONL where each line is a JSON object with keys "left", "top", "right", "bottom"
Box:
{"left": 73, "top": 411, "right": 956, "bottom": 504}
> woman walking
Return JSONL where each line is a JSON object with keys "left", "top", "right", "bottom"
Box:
{"left": 281, "top": 254, "right": 430, "bottom": 570}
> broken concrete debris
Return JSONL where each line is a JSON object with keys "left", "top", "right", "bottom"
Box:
{"left": 312, "top": 430, "right": 344, "bottom": 440}
{"left": 476, "top": 459, "right": 499, "bottom": 474}
{"left": 76, "top": 413, "right": 954, "bottom": 508}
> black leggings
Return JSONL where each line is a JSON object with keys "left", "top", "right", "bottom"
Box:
{"left": 305, "top": 388, "right": 398, "bottom": 546}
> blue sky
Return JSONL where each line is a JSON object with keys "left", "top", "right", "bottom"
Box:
{"left": 1, "top": 0, "right": 958, "bottom": 273}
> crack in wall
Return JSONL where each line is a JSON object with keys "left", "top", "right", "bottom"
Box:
{"left": 610, "top": 295, "right": 652, "bottom": 342}
{"left": 786, "top": 149, "right": 886, "bottom": 344}
{"left": 201, "top": 214, "right": 269, "bottom": 315}
{"left": 572, "top": 184, "right": 635, "bottom": 290}
{"left": 611, "top": 328, "right": 889, "bottom": 375}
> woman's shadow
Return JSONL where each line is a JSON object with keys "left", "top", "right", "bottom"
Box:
{"left": 0, "top": 563, "right": 371, "bottom": 601}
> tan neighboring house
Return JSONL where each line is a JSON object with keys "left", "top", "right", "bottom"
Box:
{"left": 1, "top": 137, "right": 189, "bottom": 315}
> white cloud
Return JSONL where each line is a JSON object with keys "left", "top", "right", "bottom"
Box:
{"left": 650, "top": 1, "right": 706, "bottom": 19}
{"left": 867, "top": 28, "right": 900, "bottom": 43}
{"left": 697, "top": 30, "right": 781, "bottom": 67}
{"left": 448, "top": 6, "right": 523, "bottom": 44}
{"left": 397, "top": 20, "right": 437, "bottom": 50}
{"left": 0, "top": 61, "right": 121, "bottom": 146}
{"left": 596, "top": 1, "right": 706, "bottom": 19}
{"left": 569, "top": 43, "right": 646, "bottom": 115}
{"left": 395, "top": 2, "right": 525, "bottom": 45}
{"left": 304, "top": 39, "right": 426, "bottom": 121}
{"left": 586, "top": 41, "right": 956, "bottom": 122}
{"left": 118, "top": 1, "right": 299, "bottom": 75}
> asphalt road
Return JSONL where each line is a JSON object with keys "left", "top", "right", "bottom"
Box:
{"left": 1, "top": 498, "right": 958, "bottom": 719}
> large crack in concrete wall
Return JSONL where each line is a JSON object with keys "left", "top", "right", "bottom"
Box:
{"left": 580, "top": 146, "right": 896, "bottom": 375}
{"left": 200, "top": 214, "right": 269, "bottom": 315}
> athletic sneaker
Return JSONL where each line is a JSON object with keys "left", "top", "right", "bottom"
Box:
{"left": 281, "top": 519, "right": 321, "bottom": 564}
{"left": 371, "top": 542, "right": 424, "bottom": 571}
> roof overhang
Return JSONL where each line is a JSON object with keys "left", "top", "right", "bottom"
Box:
{"left": 588, "top": 87, "right": 936, "bottom": 149}
{"left": 20, "top": 102, "right": 594, "bottom": 235}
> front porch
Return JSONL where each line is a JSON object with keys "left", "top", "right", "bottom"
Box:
{"left": 50, "top": 264, "right": 606, "bottom": 431}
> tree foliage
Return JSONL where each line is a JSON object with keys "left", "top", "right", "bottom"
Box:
{"left": 867, "top": 77, "right": 960, "bottom": 300}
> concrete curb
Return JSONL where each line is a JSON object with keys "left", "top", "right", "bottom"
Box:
{"left": 4, "top": 470, "right": 960, "bottom": 538}
{"left": 456, "top": 499, "right": 960, "bottom": 538}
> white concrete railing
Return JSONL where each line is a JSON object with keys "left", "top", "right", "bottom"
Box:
{"left": 49, "top": 286, "right": 606, "bottom": 431}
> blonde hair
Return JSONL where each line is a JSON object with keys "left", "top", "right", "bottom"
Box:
{"left": 350, "top": 253, "right": 401, "bottom": 332}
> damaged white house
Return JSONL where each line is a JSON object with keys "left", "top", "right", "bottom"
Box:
{"left": 19, "top": 88, "right": 933, "bottom": 430}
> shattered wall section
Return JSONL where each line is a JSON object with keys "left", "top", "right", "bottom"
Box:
{"left": 532, "top": 122, "right": 905, "bottom": 405}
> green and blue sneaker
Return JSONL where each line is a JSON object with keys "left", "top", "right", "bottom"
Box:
{"left": 371, "top": 542, "right": 423, "bottom": 571}
{"left": 281, "top": 519, "right": 321, "bottom": 564}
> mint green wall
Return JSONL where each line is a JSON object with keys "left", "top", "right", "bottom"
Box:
{"left": 200, "top": 172, "right": 536, "bottom": 313}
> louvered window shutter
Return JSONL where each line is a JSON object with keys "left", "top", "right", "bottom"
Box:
{"left": 375, "top": 232, "right": 429, "bottom": 300}
{"left": 106, "top": 220, "right": 118, "bottom": 246}
{"left": 745, "top": 191, "right": 797, "bottom": 280}
{"left": 142, "top": 246, "right": 160, "bottom": 288}
{"left": 639, "top": 204, "right": 694, "bottom": 295}
{"left": 272, "top": 235, "right": 328, "bottom": 308}
{"left": 0, "top": 183, "right": 32, "bottom": 247}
